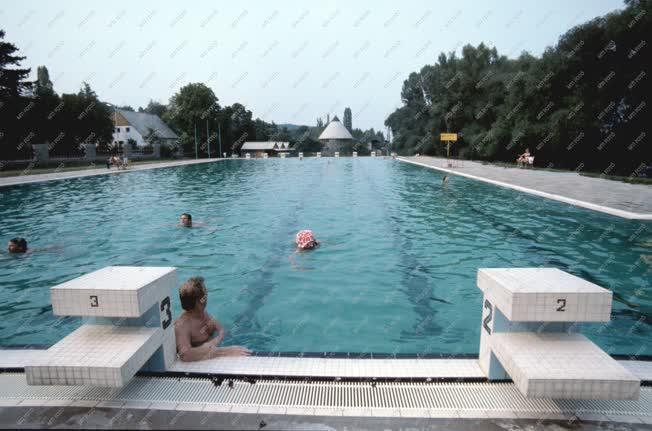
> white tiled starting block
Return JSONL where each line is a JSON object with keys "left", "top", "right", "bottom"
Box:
{"left": 334, "top": 152, "right": 340, "bottom": 157}
{"left": 25, "top": 266, "right": 177, "bottom": 387}
{"left": 478, "top": 268, "right": 640, "bottom": 400}
{"left": 263, "top": 153, "right": 269, "bottom": 159}
{"left": 371, "top": 151, "right": 376, "bottom": 157}
{"left": 245, "top": 153, "right": 251, "bottom": 159}
{"left": 352, "top": 152, "right": 358, "bottom": 157}
{"left": 298, "top": 152, "right": 303, "bottom": 160}
{"left": 316, "top": 152, "right": 321, "bottom": 157}
{"left": 280, "top": 152, "right": 287, "bottom": 158}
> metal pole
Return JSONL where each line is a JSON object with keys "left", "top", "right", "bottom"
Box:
{"left": 194, "top": 122, "right": 198, "bottom": 159}
{"left": 206, "top": 119, "right": 210, "bottom": 159}
{"left": 218, "top": 123, "right": 222, "bottom": 157}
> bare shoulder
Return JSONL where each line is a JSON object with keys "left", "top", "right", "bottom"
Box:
{"left": 174, "top": 312, "right": 190, "bottom": 328}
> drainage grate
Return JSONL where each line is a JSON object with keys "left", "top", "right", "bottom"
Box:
{"left": 0, "top": 373, "right": 650, "bottom": 417}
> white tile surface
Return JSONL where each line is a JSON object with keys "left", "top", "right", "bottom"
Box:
{"left": 25, "top": 325, "right": 162, "bottom": 387}
{"left": 50, "top": 266, "right": 176, "bottom": 318}
{"left": 477, "top": 268, "right": 612, "bottom": 322}
{"left": 491, "top": 332, "right": 640, "bottom": 400}
{"left": 170, "top": 357, "right": 485, "bottom": 378}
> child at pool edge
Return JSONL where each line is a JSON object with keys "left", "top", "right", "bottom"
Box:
{"left": 174, "top": 277, "right": 251, "bottom": 361}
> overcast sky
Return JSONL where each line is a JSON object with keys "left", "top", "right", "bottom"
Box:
{"left": 2, "top": 0, "right": 623, "bottom": 132}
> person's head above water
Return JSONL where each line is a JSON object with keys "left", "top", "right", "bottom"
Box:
{"left": 7, "top": 238, "right": 27, "bottom": 253}
{"left": 179, "top": 276, "right": 207, "bottom": 312}
{"left": 180, "top": 213, "right": 192, "bottom": 227}
{"left": 296, "top": 229, "right": 318, "bottom": 250}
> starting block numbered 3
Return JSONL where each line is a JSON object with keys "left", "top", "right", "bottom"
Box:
{"left": 25, "top": 266, "right": 177, "bottom": 387}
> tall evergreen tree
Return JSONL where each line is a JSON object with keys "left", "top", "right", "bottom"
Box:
{"left": 36, "top": 66, "right": 53, "bottom": 93}
{"left": 0, "top": 30, "right": 31, "bottom": 99}
{"left": 343, "top": 107, "right": 352, "bottom": 132}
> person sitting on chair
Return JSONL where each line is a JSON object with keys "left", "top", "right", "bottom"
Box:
{"left": 516, "top": 148, "right": 531, "bottom": 168}
{"left": 174, "top": 277, "right": 251, "bottom": 361}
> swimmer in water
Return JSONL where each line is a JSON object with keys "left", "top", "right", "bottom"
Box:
{"left": 7, "top": 237, "right": 27, "bottom": 253}
{"left": 443, "top": 175, "right": 449, "bottom": 185}
{"left": 174, "top": 277, "right": 251, "bottom": 361}
{"left": 180, "top": 213, "right": 192, "bottom": 228}
{"left": 295, "top": 229, "right": 319, "bottom": 251}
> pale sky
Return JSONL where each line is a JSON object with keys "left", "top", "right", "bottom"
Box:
{"left": 2, "top": 0, "right": 623, "bottom": 132}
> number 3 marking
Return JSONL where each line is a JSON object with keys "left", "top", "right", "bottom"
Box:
{"left": 160, "top": 296, "right": 172, "bottom": 329}
{"left": 90, "top": 296, "right": 99, "bottom": 307}
{"left": 483, "top": 299, "right": 493, "bottom": 334}
{"left": 556, "top": 298, "right": 566, "bottom": 312}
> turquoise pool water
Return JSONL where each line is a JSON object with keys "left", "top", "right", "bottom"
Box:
{"left": 0, "top": 159, "right": 650, "bottom": 356}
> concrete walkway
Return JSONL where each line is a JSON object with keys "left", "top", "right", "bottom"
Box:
{"left": 0, "top": 158, "right": 225, "bottom": 188}
{"left": 399, "top": 157, "right": 652, "bottom": 220}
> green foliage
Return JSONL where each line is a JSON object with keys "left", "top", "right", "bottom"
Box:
{"left": 385, "top": 1, "right": 651, "bottom": 175}
{"left": 343, "top": 107, "right": 352, "bottom": 132}
{"left": 1, "top": 34, "right": 114, "bottom": 160}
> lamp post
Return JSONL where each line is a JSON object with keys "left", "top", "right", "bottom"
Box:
{"left": 206, "top": 119, "right": 211, "bottom": 159}
{"left": 194, "top": 122, "right": 198, "bottom": 160}
{"left": 218, "top": 122, "right": 222, "bottom": 158}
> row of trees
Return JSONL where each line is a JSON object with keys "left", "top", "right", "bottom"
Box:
{"left": 0, "top": 31, "right": 114, "bottom": 159}
{"left": 1, "top": 27, "right": 388, "bottom": 160}
{"left": 385, "top": 0, "right": 650, "bottom": 175}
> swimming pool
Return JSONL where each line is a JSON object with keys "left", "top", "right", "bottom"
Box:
{"left": 0, "top": 158, "right": 650, "bottom": 356}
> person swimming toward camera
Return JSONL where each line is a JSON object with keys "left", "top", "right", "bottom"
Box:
{"left": 295, "top": 229, "right": 319, "bottom": 251}
{"left": 180, "top": 213, "right": 192, "bottom": 227}
{"left": 7, "top": 237, "right": 27, "bottom": 253}
{"left": 174, "top": 277, "right": 251, "bottom": 361}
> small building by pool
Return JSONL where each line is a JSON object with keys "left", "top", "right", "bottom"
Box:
{"left": 240, "top": 141, "right": 293, "bottom": 157}
{"left": 318, "top": 116, "right": 353, "bottom": 155}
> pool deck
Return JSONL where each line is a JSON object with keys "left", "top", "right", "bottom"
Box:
{"left": 0, "top": 158, "right": 225, "bottom": 188}
{"left": 398, "top": 156, "right": 652, "bottom": 220}
{"left": 3, "top": 349, "right": 652, "bottom": 381}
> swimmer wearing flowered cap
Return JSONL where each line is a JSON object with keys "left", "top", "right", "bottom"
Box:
{"left": 295, "top": 229, "right": 319, "bottom": 251}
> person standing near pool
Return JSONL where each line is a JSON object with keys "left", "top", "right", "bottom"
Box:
{"left": 174, "top": 277, "right": 251, "bottom": 361}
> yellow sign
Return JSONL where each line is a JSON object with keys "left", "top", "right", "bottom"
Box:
{"left": 440, "top": 133, "right": 457, "bottom": 141}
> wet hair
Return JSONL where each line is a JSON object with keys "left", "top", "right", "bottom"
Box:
{"left": 181, "top": 213, "right": 192, "bottom": 221}
{"left": 179, "top": 277, "right": 206, "bottom": 311}
{"left": 9, "top": 237, "right": 27, "bottom": 251}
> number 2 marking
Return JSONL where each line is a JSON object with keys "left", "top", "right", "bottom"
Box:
{"left": 556, "top": 298, "right": 566, "bottom": 312}
{"left": 160, "top": 296, "right": 172, "bottom": 329}
{"left": 483, "top": 299, "right": 493, "bottom": 334}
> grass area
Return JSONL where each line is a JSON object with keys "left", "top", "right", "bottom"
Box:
{"left": 0, "top": 159, "right": 181, "bottom": 178}
{"left": 480, "top": 160, "right": 652, "bottom": 185}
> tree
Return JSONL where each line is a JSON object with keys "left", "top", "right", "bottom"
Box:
{"left": 164, "top": 83, "right": 220, "bottom": 156}
{"left": 0, "top": 30, "right": 33, "bottom": 159}
{"left": 0, "top": 30, "right": 31, "bottom": 99}
{"left": 142, "top": 100, "right": 167, "bottom": 118}
{"left": 53, "top": 82, "right": 113, "bottom": 156}
{"left": 384, "top": 0, "right": 652, "bottom": 175}
{"left": 343, "top": 107, "right": 352, "bottom": 131}
{"left": 36, "top": 66, "right": 53, "bottom": 93}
